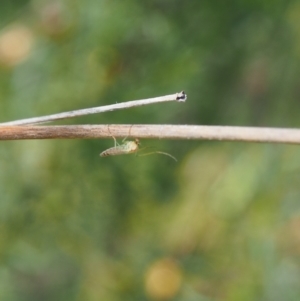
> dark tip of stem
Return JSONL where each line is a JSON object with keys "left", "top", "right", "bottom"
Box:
{"left": 176, "top": 91, "right": 187, "bottom": 102}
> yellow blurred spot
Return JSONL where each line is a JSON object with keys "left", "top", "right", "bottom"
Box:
{"left": 0, "top": 24, "right": 34, "bottom": 67}
{"left": 145, "top": 258, "right": 182, "bottom": 300}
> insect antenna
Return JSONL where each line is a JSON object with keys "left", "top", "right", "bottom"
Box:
{"left": 139, "top": 150, "right": 177, "bottom": 162}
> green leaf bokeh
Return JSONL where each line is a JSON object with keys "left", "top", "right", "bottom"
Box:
{"left": 1, "top": 1, "right": 300, "bottom": 300}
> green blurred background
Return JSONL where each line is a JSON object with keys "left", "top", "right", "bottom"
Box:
{"left": 1, "top": 0, "right": 300, "bottom": 300}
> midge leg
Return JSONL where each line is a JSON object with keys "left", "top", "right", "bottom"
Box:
{"left": 108, "top": 124, "right": 135, "bottom": 145}
{"left": 107, "top": 124, "right": 118, "bottom": 148}
{"left": 121, "top": 124, "right": 135, "bottom": 142}
{"left": 138, "top": 149, "right": 177, "bottom": 162}
{"left": 100, "top": 125, "right": 140, "bottom": 157}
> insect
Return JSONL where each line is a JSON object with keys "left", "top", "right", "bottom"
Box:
{"left": 100, "top": 138, "right": 140, "bottom": 157}
{"left": 100, "top": 136, "right": 177, "bottom": 161}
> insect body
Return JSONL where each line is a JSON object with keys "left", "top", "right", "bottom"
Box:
{"left": 100, "top": 137, "right": 177, "bottom": 161}
{"left": 100, "top": 139, "right": 140, "bottom": 157}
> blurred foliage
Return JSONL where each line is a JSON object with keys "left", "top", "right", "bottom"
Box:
{"left": 1, "top": 0, "right": 300, "bottom": 300}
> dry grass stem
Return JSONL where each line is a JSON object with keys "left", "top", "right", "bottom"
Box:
{"left": 0, "top": 124, "right": 300, "bottom": 144}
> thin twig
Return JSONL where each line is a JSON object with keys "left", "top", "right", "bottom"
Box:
{"left": 1, "top": 124, "right": 300, "bottom": 144}
{"left": 0, "top": 91, "right": 187, "bottom": 126}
